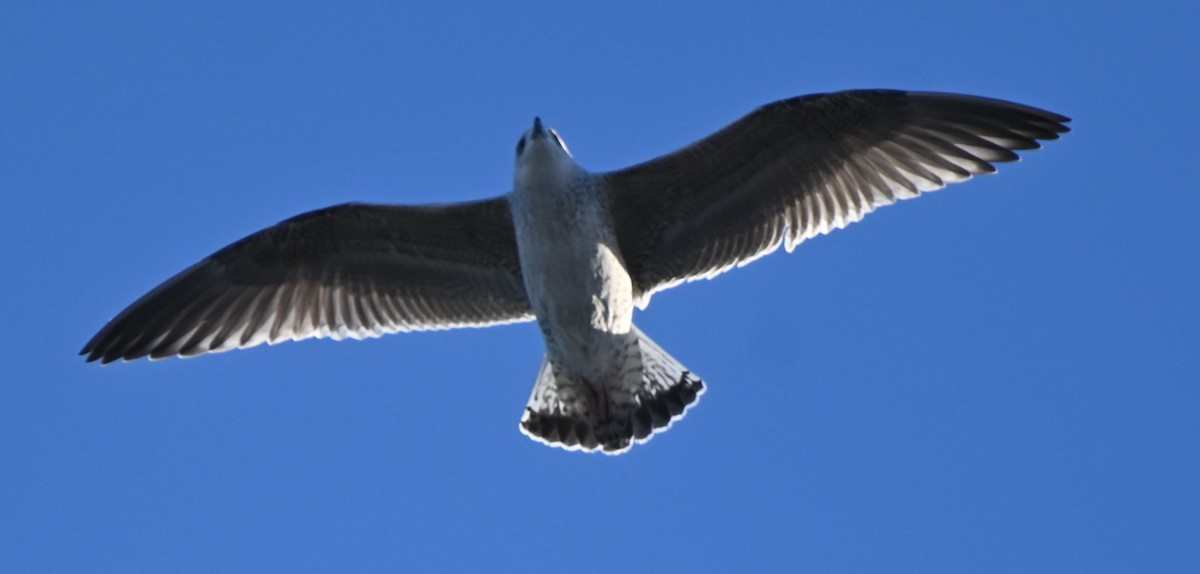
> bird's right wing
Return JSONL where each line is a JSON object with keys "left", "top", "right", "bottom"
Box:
{"left": 82, "top": 198, "right": 532, "bottom": 363}
{"left": 603, "top": 90, "right": 1069, "bottom": 303}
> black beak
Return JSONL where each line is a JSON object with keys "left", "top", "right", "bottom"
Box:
{"left": 531, "top": 117, "right": 544, "bottom": 138}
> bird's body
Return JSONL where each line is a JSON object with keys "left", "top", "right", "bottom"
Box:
{"left": 510, "top": 124, "right": 632, "bottom": 372}
{"left": 83, "top": 89, "right": 1069, "bottom": 454}
{"left": 510, "top": 119, "right": 702, "bottom": 451}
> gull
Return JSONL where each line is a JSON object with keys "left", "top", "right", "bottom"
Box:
{"left": 82, "top": 89, "right": 1069, "bottom": 454}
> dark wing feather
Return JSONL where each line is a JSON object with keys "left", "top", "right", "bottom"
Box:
{"left": 82, "top": 198, "right": 531, "bottom": 363}
{"left": 603, "top": 90, "right": 1069, "bottom": 302}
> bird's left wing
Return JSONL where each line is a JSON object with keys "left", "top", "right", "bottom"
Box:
{"left": 82, "top": 198, "right": 532, "bottom": 363}
{"left": 602, "top": 90, "right": 1069, "bottom": 303}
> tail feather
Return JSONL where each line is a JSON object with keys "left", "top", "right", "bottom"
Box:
{"left": 519, "top": 325, "right": 705, "bottom": 454}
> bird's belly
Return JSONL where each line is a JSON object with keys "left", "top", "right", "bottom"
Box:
{"left": 520, "top": 235, "right": 635, "bottom": 377}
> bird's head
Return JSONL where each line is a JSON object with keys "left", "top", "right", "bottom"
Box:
{"left": 514, "top": 117, "right": 573, "bottom": 169}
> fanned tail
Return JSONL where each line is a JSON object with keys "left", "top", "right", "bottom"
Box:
{"left": 519, "top": 325, "right": 705, "bottom": 454}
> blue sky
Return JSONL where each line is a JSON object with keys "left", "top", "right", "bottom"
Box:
{"left": 3, "top": 1, "right": 1197, "bottom": 571}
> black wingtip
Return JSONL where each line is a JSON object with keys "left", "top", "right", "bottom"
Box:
{"left": 80, "top": 349, "right": 104, "bottom": 364}
{"left": 80, "top": 334, "right": 105, "bottom": 363}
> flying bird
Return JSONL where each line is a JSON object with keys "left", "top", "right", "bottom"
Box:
{"left": 82, "top": 89, "right": 1069, "bottom": 454}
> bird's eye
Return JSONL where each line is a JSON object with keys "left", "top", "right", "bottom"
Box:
{"left": 516, "top": 137, "right": 526, "bottom": 156}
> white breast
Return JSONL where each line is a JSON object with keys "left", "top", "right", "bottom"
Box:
{"left": 510, "top": 154, "right": 634, "bottom": 377}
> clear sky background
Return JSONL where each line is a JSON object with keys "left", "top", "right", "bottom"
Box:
{"left": 3, "top": 1, "right": 1197, "bottom": 571}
